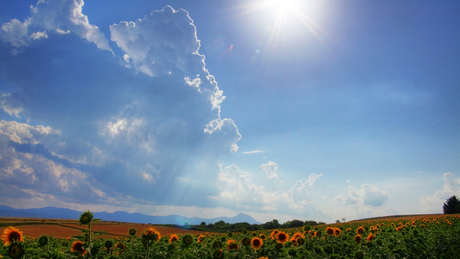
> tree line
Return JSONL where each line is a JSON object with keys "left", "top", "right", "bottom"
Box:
{"left": 162, "top": 218, "right": 326, "bottom": 233}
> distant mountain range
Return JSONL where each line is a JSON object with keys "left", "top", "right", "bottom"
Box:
{"left": 0, "top": 205, "right": 260, "bottom": 225}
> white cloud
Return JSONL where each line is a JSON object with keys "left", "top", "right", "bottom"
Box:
{"left": 1, "top": 94, "right": 24, "bottom": 117}
{"left": 0, "top": 19, "right": 31, "bottom": 47}
{"left": 204, "top": 118, "right": 241, "bottom": 154}
{"left": 334, "top": 183, "right": 389, "bottom": 207}
{"left": 216, "top": 164, "right": 326, "bottom": 218}
{"left": 420, "top": 173, "right": 460, "bottom": 213}
{"left": 29, "top": 0, "right": 111, "bottom": 51}
{"left": 30, "top": 31, "right": 48, "bottom": 40}
{"left": 0, "top": 1, "right": 241, "bottom": 210}
{"left": 260, "top": 161, "right": 278, "bottom": 179}
{"left": 243, "top": 150, "right": 266, "bottom": 154}
{"left": 0, "top": 0, "right": 111, "bottom": 51}
{"left": 110, "top": 6, "right": 200, "bottom": 77}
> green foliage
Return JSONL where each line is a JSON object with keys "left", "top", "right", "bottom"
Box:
{"left": 281, "top": 219, "right": 304, "bottom": 228}
{"left": 262, "top": 219, "right": 281, "bottom": 230}
{"left": 3, "top": 214, "right": 460, "bottom": 258}
{"left": 443, "top": 195, "right": 460, "bottom": 214}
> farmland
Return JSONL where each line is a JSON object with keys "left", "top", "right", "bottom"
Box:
{"left": 1, "top": 213, "right": 460, "bottom": 258}
{"left": 0, "top": 217, "right": 214, "bottom": 239}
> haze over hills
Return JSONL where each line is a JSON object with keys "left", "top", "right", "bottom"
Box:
{"left": 0, "top": 205, "right": 260, "bottom": 225}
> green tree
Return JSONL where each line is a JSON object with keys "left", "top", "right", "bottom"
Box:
{"left": 443, "top": 195, "right": 460, "bottom": 214}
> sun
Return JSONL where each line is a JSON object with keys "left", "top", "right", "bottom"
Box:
{"left": 234, "top": 0, "right": 326, "bottom": 52}
{"left": 268, "top": 0, "right": 300, "bottom": 14}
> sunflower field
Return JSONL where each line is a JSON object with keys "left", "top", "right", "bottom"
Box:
{"left": 1, "top": 212, "right": 460, "bottom": 258}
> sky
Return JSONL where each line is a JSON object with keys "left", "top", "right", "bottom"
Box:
{"left": 0, "top": 0, "right": 459, "bottom": 224}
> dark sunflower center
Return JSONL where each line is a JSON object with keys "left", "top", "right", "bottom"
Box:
{"left": 39, "top": 237, "right": 47, "bottom": 245}
{"left": 10, "top": 232, "right": 20, "bottom": 241}
{"left": 10, "top": 246, "right": 19, "bottom": 256}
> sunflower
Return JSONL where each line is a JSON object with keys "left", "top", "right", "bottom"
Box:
{"left": 334, "top": 228, "right": 341, "bottom": 236}
{"left": 238, "top": 237, "right": 249, "bottom": 246}
{"left": 197, "top": 234, "right": 206, "bottom": 243}
{"left": 251, "top": 237, "right": 263, "bottom": 250}
{"left": 128, "top": 228, "right": 137, "bottom": 236}
{"left": 292, "top": 232, "right": 305, "bottom": 240}
{"left": 8, "top": 242, "right": 24, "bottom": 259}
{"left": 169, "top": 234, "right": 179, "bottom": 244}
{"left": 259, "top": 233, "right": 266, "bottom": 239}
{"left": 356, "top": 227, "right": 364, "bottom": 235}
{"left": 296, "top": 237, "right": 305, "bottom": 245}
{"left": 354, "top": 234, "right": 362, "bottom": 243}
{"left": 2, "top": 226, "right": 24, "bottom": 246}
{"left": 326, "top": 227, "right": 334, "bottom": 236}
{"left": 213, "top": 249, "right": 224, "bottom": 259}
{"left": 79, "top": 211, "right": 94, "bottom": 225}
{"left": 71, "top": 240, "right": 87, "bottom": 256}
{"left": 37, "top": 235, "right": 48, "bottom": 247}
{"left": 275, "top": 243, "right": 283, "bottom": 250}
{"left": 395, "top": 226, "right": 402, "bottom": 232}
{"left": 259, "top": 257, "right": 269, "bottom": 259}
{"left": 227, "top": 243, "right": 239, "bottom": 251}
{"left": 182, "top": 234, "right": 194, "bottom": 246}
{"left": 115, "top": 242, "right": 125, "bottom": 250}
{"left": 104, "top": 239, "right": 113, "bottom": 249}
{"left": 275, "top": 232, "right": 289, "bottom": 244}
{"left": 269, "top": 229, "right": 279, "bottom": 239}
{"left": 212, "top": 241, "right": 223, "bottom": 249}
{"left": 143, "top": 227, "right": 161, "bottom": 242}
{"left": 366, "top": 233, "right": 374, "bottom": 242}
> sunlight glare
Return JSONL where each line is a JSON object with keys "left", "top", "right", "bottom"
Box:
{"left": 269, "top": 0, "right": 300, "bottom": 13}
{"left": 233, "top": 0, "right": 327, "bottom": 54}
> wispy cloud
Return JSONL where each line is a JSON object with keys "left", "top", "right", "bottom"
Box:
{"left": 242, "top": 150, "right": 266, "bottom": 154}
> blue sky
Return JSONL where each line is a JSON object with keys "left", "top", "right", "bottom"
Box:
{"left": 0, "top": 0, "right": 459, "bottom": 223}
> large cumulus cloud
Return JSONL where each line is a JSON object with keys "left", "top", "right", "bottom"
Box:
{"left": 334, "top": 184, "right": 389, "bottom": 207}
{"left": 0, "top": 1, "right": 240, "bottom": 209}
{"left": 215, "top": 163, "right": 327, "bottom": 218}
{"left": 420, "top": 173, "right": 460, "bottom": 213}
